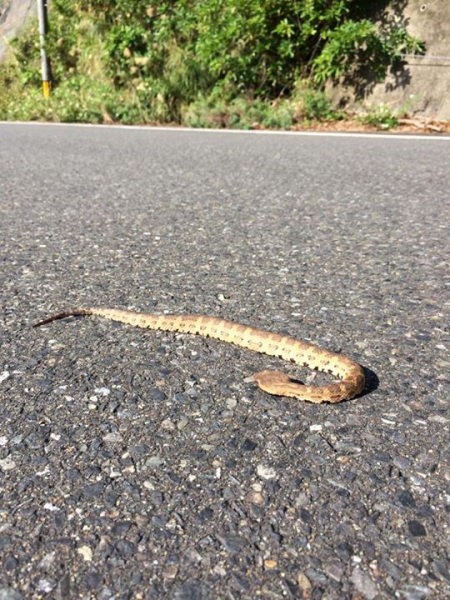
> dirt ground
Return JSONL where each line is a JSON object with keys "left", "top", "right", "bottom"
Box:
{"left": 292, "top": 116, "right": 450, "bottom": 135}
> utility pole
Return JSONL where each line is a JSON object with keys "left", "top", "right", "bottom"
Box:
{"left": 36, "top": 0, "right": 51, "bottom": 97}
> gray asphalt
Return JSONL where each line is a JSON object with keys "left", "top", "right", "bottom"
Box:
{"left": 0, "top": 123, "right": 449, "bottom": 600}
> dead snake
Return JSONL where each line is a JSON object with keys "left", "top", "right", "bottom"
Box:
{"left": 34, "top": 307, "right": 365, "bottom": 404}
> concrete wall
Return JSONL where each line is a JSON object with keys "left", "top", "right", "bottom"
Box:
{"left": 0, "top": 0, "right": 35, "bottom": 60}
{"left": 330, "top": 0, "right": 450, "bottom": 120}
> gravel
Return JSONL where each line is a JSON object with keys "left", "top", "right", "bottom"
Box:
{"left": 0, "top": 123, "right": 449, "bottom": 599}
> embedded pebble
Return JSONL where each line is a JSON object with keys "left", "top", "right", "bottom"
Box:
{"left": 160, "top": 418, "right": 176, "bottom": 430}
{"left": 0, "top": 457, "right": 16, "bottom": 471}
{"left": 225, "top": 398, "right": 237, "bottom": 409}
{"left": 0, "top": 588, "right": 23, "bottom": 600}
{"left": 408, "top": 520, "right": 427, "bottom": 537}
{"left": 256, "top": 464, "right": 278, "bottom": 480}
{"left": 0, "top": 371, "right": 10, "bottom": 383}
{"left": 102, "top": 432, "right": 123, "bottom": 443}
{"left": 173, "top": 581, "right": 210, "bottom": 600}
{"left": 350, "top": 567, "right": 379, "bottom": 600}
{"left": 398, "top": 585, "right": 433, "bottom": 600}
{"left": 36, "top": 580, "right": 55, "bottom": 593}
{"left": 146, "top": 455, "right": 165, "bottom": 467}
{"left": 77, "top": 546, "right": 93, "bottom": 562}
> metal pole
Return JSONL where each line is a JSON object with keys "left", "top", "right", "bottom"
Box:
{"left": 36, "top": 0, "right": 51, "bottom": 97}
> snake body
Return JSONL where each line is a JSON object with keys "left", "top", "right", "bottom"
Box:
{"left": 33, "top": 308, "right": 365, "bottom": 404}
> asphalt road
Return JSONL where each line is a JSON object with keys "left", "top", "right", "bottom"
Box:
{"left": 0, "top": 123, "right": 449, "bottom": 600}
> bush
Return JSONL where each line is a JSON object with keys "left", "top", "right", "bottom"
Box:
{"left": 0, "top": 0, "right": 424, "bottom": 127}
{"left": 361, "top": 104, "right": 399, "bottom": 130}
{"left": 312, "top": 19, "right": 425, "bottom": 84}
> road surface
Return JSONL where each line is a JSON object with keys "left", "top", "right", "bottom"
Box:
{"left": 0, "top": 123, "right": 449, "bottom": 599}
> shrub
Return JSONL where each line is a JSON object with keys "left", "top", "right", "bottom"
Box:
{"left": 0, "top": 0, "right": 424, "bottom": 127}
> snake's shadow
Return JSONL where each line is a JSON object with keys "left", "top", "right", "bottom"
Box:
{"left": 360, "top": 366, "right": 379, "bottom": 399}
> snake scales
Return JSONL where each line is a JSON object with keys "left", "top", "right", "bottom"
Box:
{"left": 33, "top": 307, "right": 365, "bottom": 404}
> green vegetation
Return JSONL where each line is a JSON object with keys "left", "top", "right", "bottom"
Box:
{"left": 0, "top": 0, "right": 424, "bottom": 128}
{"left": 360, "top": 103, "right": 399, "bottom": 130}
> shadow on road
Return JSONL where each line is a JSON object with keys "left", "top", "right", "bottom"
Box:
{"left": 361, "top": 365, "right": 379, "bottom": 398}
